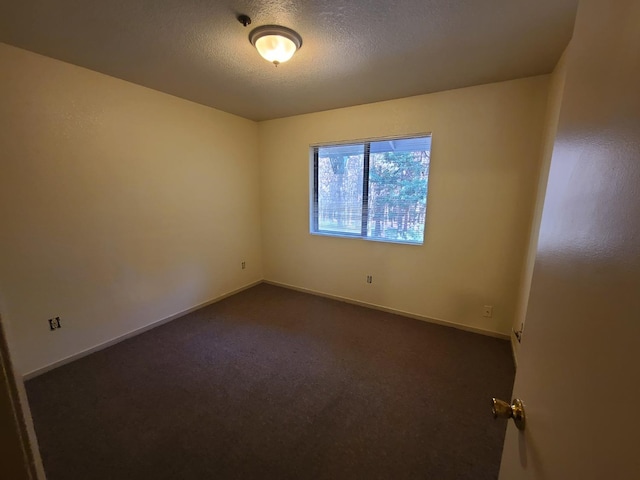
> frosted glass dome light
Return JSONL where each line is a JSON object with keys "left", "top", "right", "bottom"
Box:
{"left": 249, "top": 25, "right": 302, "bottom": 66}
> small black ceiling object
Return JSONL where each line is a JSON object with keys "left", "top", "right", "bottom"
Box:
{"left": 237, "top": 14, "right": 251, "bottom": 27}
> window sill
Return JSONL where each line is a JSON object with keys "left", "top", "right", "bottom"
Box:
{"left": 309, "top": 231, "right": 424, "bottom": 246}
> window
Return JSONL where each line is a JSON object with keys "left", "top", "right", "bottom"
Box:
{"left": 311, "top": 135, "right": 431, "bottom": 245}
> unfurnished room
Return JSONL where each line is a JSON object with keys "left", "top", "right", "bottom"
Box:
{"left": 1, "top": 1, "right": 639, "bottom": 479}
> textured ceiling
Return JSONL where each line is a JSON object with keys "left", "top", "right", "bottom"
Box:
{"left": 0, "top": 0, "right": 578, "bottom": 121}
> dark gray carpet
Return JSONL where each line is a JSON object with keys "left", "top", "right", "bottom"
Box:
{"left": 26, "top": 283, "right": 514, "bottom": 479}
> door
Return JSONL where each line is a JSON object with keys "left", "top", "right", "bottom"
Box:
{"left": 498, "top": 0, "right": 640, "bottom": 478}
{"left": 0, "top": 318, "right": 36, "bottom": 480}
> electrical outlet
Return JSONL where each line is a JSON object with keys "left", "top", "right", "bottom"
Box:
{"left": 366, "top": 275, "right": 373, "bottom": 284}
{"left": 241, "top": 261, "right": 246, "bottom": 270}
{"left": 483, "top": 305, "right": 493, "bottom": 318}
{"left": 48, "top": 317, "right": 61, "bottom": 331}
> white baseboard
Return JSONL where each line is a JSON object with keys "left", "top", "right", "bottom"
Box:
{"left": 24, "top": 278, "right": 510, "bottom": 380}
{"left": 263, "top": 280, "right": 510, "bottom": 340}
{"left": 23, "top": 280, "right": 262, "bottom": 380}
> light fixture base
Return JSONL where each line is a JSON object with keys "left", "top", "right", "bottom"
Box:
{"left": 248, "top": 25, "right": 303, "bottom": 50}
{"left": 237, "top": 14, "right": 251, "bottom": 27}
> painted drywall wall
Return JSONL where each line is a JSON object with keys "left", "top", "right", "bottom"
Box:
{"left": 511, "top": 47, "right": 569, "bottom": 362}
{"left": 259, "top": 76, "right": 549, "bottom": 336}
{"left": 0, "top": 44, "right": 263, "bottom": 375}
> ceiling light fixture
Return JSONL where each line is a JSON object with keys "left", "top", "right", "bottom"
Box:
{"left": 238, "top": 15, "right": 302, "bottom": 66}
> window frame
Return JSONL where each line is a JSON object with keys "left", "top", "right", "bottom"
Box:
{"left": 310, "top": 133, "right": 432, "bottom": 245}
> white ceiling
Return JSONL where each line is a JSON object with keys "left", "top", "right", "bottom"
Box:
{"left": 0, "top": 0, "right": 578, "bottom": 121}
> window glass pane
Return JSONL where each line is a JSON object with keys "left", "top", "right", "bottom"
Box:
{"left": 317, "top": 144, "right": 364, "bottom": 234}
{"left": 367, "top": 138, "right": 430, "bottom": 244}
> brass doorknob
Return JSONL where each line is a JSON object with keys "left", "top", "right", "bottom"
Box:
{"left": 492, "top": 397, "right": 526, "bottom": 431}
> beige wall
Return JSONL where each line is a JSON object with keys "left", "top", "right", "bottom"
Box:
{"left": 511, "top": 47, "right": 569, "bottom": 362}
{"left": 259, "top": 77, "right": 549, "bottom": 336}
{"left": 0, "top": 42, "right": 554, "bottom": 376}
{"left": 0, "top": 44, "right": 263, "bottom": 375}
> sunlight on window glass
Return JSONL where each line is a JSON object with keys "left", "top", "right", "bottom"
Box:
{"left": 312, "top": 136, "right": 431, "bottom": 245}
{"left": 367, "top": 139, "right": 430, "bottom": 243}
{"left": 317, "top": 144, "right": 364, "bottom": 234}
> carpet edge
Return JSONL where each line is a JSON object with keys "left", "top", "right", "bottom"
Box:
{"left": 263, "top": 279, "right": 510, "bottom": 341}
{"left": 23, "top": 280, "right": 263, "bottom": 380}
